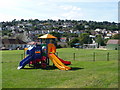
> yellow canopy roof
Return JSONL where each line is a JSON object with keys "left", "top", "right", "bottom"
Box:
{"left": 38, "top": 34, "right": 57, "bottom": 39}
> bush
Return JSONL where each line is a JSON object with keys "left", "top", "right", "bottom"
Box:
{"left": 56, "top": 45, "right": 62, "bottom": 48}
{"left": 69, "top": 38, "right": 80, "bottom": 47}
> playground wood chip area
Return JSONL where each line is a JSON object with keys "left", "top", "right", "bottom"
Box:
{"left": 1, "top": 48, "right": 118, "bottom": 88}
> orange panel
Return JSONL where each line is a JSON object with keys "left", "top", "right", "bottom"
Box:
{"left": 48, "top": 43, "right": 56, "bottom": 54}
{"left": 24, "top": 48, "right": 28, "bottom": 50}
{"left": 35, "top": 51, "right": 41, "bottom": 53}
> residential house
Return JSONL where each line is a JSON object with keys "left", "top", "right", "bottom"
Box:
{"left": 60, "top": 37, "right": 67, "bottom": 42}
{"left": 1, "top": 39, "right": 27, "bottom": 50}
{"left": 107, "top": 39, "right": 120, "bottom": 50}
{"left": 83, "top": 43, "right": 98, "bottom": 49}
{"left": 106, "top": 33, "right": 117, "bottom": 37}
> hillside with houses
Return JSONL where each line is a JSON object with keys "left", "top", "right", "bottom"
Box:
{"left": 0, "top": 19, "right": 119, "bottom": 50}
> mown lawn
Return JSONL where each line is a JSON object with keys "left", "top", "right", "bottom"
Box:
{"left": 1, "top": 48, "right": 118, "bottom": 88}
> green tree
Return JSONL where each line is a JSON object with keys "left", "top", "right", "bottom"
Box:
{"left": 68, "top": 38, "right": 80, "bottom": 47}
{"left": 62, "top": 32, "right": 78, "bottom": 37}
{"left": 74, "top": 24, "right": 85, "bottom": 30}
{"left": 95, "top": 34, "right": 105, "bottom": 47}
{"left": 79, "top": 33, "right": 92, "bottom": 45}
{"left": 49, "top": 32, "right": 61, "bottom": 41}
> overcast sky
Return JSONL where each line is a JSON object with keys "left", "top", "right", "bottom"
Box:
{"left": 0, "top": 0, "right": 119, "bottom": 22}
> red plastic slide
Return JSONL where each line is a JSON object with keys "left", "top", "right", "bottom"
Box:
{"left": 55, "top": 54, "right": 71, "bottom": 65}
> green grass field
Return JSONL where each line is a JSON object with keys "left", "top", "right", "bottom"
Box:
{"left": 1, "top": 48, "right": 118, "bottom": 88}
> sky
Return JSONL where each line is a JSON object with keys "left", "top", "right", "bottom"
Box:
{"left": 0, "top": 0, "right": 119, "bottom": 22}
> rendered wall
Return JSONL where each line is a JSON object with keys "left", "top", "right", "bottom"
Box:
{"left": 107, "top": 44, "right": 119, "bottom": 50}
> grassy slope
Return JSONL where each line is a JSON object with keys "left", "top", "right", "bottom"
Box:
{"left": 1, "top": 48, "right": 118, "bottom": 88}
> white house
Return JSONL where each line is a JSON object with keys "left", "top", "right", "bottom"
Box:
{"left": 1, "top": 39, "right": 27, "bottom": 50}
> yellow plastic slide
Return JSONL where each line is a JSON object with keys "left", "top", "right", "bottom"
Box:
{"left": 49, "top": 54, "right": 71, "bottom": 70}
